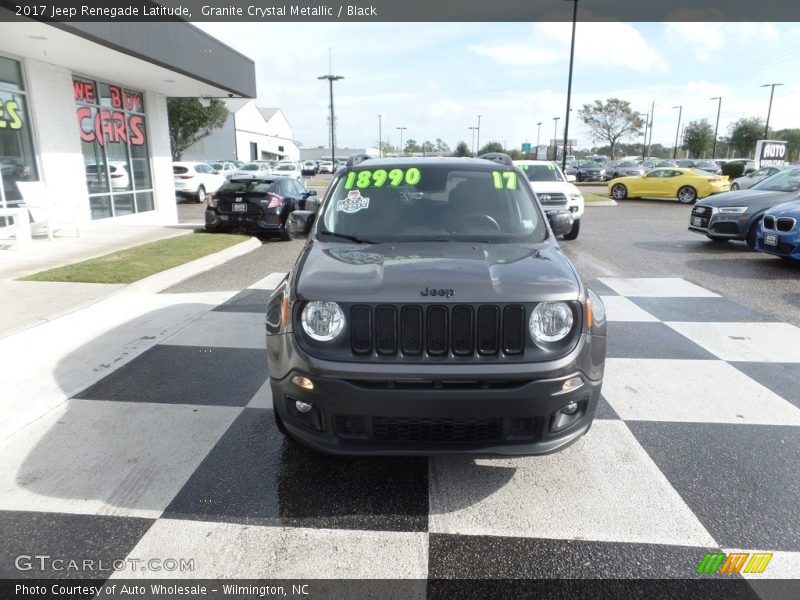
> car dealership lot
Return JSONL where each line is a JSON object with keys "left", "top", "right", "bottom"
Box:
{"left": 1, "top": 201, "right": 798, "bottom": 585}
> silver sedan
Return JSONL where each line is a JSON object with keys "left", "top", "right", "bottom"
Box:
{"left": 730, "top": 166, "right": 782, "bottom": 191}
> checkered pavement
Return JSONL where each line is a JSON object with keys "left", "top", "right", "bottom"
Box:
{"left": 1, "top": 276, "right": 798, "bottom": 584}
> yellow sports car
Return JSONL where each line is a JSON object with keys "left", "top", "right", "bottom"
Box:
{"left": 608, "top": 167, "right": 730, "bottom": 204}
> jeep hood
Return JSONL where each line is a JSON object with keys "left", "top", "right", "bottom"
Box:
{"left": 697, "top": 189, "right": 799, "bottom": 208}
{"left": 296, "top": 241, "right": 581, "bottom": 303}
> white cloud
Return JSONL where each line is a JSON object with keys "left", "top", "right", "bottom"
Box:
{"left": 427, "top": 99, "right": 464, "bottom": 118}
{"left": 662, "top": 23, "right": 780, "bottom": 62}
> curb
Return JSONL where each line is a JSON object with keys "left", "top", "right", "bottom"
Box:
{"left": 586, "top": 200, "right": 618, "bottom": 207}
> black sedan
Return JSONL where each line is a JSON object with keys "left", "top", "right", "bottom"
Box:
{"left": 688, "top": 166, "right": 800, "bottom": 248}
{"left": 574, "top": 160, "right": 606, "bottom": 182}
{"left": 205, "top": 176, "right": 319, "bottom": 241}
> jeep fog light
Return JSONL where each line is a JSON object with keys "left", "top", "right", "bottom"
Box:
{"left": 291, "top": 375, "right": 315, "bottom": 390}
{"left": 295, "top": 400, "right": 313, "bottom": 413}
{"left": 551, "top": 401, "right": 582, "bottom": 432}
{"left": 562, "top": 376, "right": 583, "bottom": 393}
{"left": 530, "top": 301, "right": 574, "bottom": 343}
{"left": 301, "top": 301, "right": 345, "bottom": 341}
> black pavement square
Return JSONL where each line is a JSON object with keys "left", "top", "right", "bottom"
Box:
{"left": 0, "top": 510, "right": 153, "bottom": 579}
{"left": 629, "top": 297, "right": 774, "bottom": 323}
{"left": 212, "top": 289, "right": 269, "bottom": 313}
{"left": 587, "top": 279, "right": 619, "bottom": 296}
{"left": 427, "top": 534, "right": 729, "bottom": 580}
{"left": 164, "top": 408, "right": 429, "bottom": 532}
{"left": 628, "top": 422, "right": 800, "bottom": 551}
{"left": 729, "top": 362, "right": 800, "bottom": 411}
{"left": 75, "top": 345, "right": 267, "bottom": 407}
{"left": 606, "top": 322, "right": 717, "bottom": 360}
{"left": 595, "top": 394, "right": 620, "bottom": 420}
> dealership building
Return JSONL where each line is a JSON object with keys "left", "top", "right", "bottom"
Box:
{"left": 0, "top": 16, "right": 255, "bottom": 227}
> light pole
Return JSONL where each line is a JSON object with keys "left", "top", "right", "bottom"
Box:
{"left": 561, "top": 0, "right": 579, "bottom": 172}
{"left": 552, "top": 117, "right": 560, "bottom": 161}
{"left": 536, "top": 122, "right": 542, "bottom": 150}
{"left": 377, "top": 114, "right": 382, "bottom": 158}
{"left": 760, "top": 83, "right": 783, "bottom": 138}
{"left": 476, "top": 115, "right": 482, "bottom": 155}
{"left": 396, "top": 126, "right": 406, "bottom": 155}
{"left": 318, "top": 74, "right": 344, "bottom": 164}
{"left": 646, "top": 101, "right": 654, "bottom": 159}
{"left": 672, "top": 105, "right": 682, "bottom": 159}
{"left": 636, "top": 112, "right": 649, "bottom": 161}
{"left": 710, "top": 97, "right": 722, "bottom": 159}
{"left": 469, "top": 126, "right": 478, "bottom": 156}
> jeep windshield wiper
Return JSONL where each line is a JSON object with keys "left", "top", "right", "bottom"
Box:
{"left": 318, "top": 230, "right": 376, "bottom": 244}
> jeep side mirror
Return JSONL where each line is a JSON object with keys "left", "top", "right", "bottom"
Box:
{"left": 547, "top": 210, "right": 574, "bottom": 237}
{"left": 288, "top": 210, "right": 315, "bottom": 238}
{"left": 306, "top": 190, "right": 317, "bottom": 196}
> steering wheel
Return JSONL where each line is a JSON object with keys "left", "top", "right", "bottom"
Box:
{"left": 451, "top": 213, "right": 501, "bottom": 233}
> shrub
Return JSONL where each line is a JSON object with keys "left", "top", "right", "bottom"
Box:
{"left": 722, "top": 161, "right": 746, "bottom": 178}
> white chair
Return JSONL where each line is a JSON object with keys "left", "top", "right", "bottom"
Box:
{"left": 16, "top": 181, "right": 82, "bottom": 239}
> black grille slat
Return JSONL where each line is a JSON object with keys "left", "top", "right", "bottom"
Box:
{"left": 451, "top": 306, "right": 474, "bottom": 356}
{"left": 350, "top": 305, "right": 371, "bottom": 354}
{"left": 427, "top": 306, "right": 448, "bottom": 356}
{"left": 777, "top": 217, "right": 796, "bottom": 233}
{"left": 401, "top": 306, "right": 423, "bottom": 355}
{"left": 372, "top": 417, "right": 503, "bottom": 442}
{"left": 375, "top": 305, "right": 398, "bottom": 355}
{"left": 477, "top": 306, "right": 500, "bottom": 355}
{"left": 503, "top": 306, "right": 525, "bottom": 355}
{"left": 763, "top": 215, "right": 776, "bottom": 230}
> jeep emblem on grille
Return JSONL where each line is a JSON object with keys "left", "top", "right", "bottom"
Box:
{"left": 421, "top": 287, "right": 454, "bottom": 298}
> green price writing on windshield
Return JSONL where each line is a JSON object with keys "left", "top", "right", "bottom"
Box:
{"left": 492, "top": 171, "right": 517, "bottom": 189}
{"left": 344, "top": 168, "right": 421, "bottom": 189}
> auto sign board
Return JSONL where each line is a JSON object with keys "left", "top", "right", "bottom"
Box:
{"left": 755, "top": 140, "right": 787, "bottom": 168}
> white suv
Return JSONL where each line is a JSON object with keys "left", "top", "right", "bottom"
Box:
{"left": 514, "top": 160, "right": 584, "bottom": 240}
{"left": 173, "top": 162, "right": 227, "bottom": 203}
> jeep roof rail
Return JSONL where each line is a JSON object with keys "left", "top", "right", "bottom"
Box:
{"left": 478, "top": 152, "right": 514, "bottom": 167}
{"left": 346, "top": 153, "right": 373, "bottom": 168}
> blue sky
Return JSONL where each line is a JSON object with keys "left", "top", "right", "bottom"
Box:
{"left": 196, "top": 21, "right": 800, "bottom": 153}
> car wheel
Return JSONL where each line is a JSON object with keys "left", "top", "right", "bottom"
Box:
{"left": 562, "top": 218, "right": 580, "bottom": 240}
{"left": 731, "top": 182, "right": 740, "bottom": 191}
{"left": 195, "top": 186, "right": 206, "bottom": 203}
{"left": 746, "top": 221, "right": 760, "bottom": 250}
{"left": 611, "top": 184, "right": 628, "bottom": 200}
{"left": 677, "top": 186, "right": 697, "bottom": 204}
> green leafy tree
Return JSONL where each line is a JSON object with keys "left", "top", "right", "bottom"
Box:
{"left": 167, "top": 98, "right": 229, "bottom": 160}
{"left": 478, "top": 141, "right": 504, "bottom": 155}
{"left": 506, "top": 148, "right": 522, "bottom": 160}
{"left": 434, "top": 138, "right": 450, "bottom": 153}
{"left": 421, "top": 140, "right": 435, "bottom": 155}
{"left": 728, "top": 117, "right": 765, "bottom": 157}
{"left": 455, "top": 141, "right": 471, "bottom": 157}
{"left": 774, "top": 128, "right": 800, "bottom": 162}
{"left": 404, "top": 139, "right": 421, "bottom": 153}
{"left": 578, "top": 98, "right": 643, "bottom": 159}
{"left": 682, "top": 119, "right": 714, "bottom": 158}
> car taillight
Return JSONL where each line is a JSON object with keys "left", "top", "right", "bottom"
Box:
{"left": 111, "top": 172, "right": 123, "bottom": 178}
{"left": 708, "top": 178, "right": 719, "bottom": 182}
{"left": 267, "top": 193, "right": 282, "bottom": 209}
{"left": 205, "top": 193, "right": 217, "bottom": 208}
{"left": 177, "top": 174, "right": 194, "bottom": 179}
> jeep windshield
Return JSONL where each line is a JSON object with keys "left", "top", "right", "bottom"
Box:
{"left": 318, "top": 165, "right": 547, "bottom": 243}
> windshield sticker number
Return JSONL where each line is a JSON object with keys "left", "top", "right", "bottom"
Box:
{"left": 344, "top": 168, "right": 421, "bottom": 190}
{"left": 492, "top": 171, "right": 517, "bottom": 189}
{"left": 337, "top": 190, "right": 370, "bottom": 213}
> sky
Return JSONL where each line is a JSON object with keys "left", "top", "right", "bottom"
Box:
{"left": 195, "top": 21, "right": 800, "bottom": 153}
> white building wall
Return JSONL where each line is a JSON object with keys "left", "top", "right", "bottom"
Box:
{"left": 23, "top": 58, "right": 89, "bottom": 224}
{"left": 143, "top": 91, "right": 178, "bottom": 225}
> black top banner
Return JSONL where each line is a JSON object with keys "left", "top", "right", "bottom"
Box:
{"left": 2, "top": 0, "right": 800, "bottom": 22}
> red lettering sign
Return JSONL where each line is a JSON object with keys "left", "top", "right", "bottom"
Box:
{"left": 124, "top": 91, "right": 143, "bottom": 113}
{"left": 73, "top": 80, "right": 95, "bottom": 103}
{"left": 109, "top": 85, "right": 123, "bottom": 109}
{"left": 76, "top": 108, "right": 146, "bottom": 147}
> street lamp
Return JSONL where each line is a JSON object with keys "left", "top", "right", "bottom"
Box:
{"left": 760, "top": 83, "right": 783, "bottom": 138}
{"left": 552, "top": 117, "right": 560, "bottom": 161}
{"left": 636, "top": 112, "right": 649, "bottom": 161}
{"left": 476, "top": 115, "right": 482, "bottom": 155}
{"left": 377, "top": 114, "right": 382, "bottom": 158}
{"left": 709, "top": 97, "right": 722, "bottom": 159}
{"left": 317, "top": 74, "right": 344, "bottom": 164}
{"left": 561, "top": 0, "right": 579, "bottom": 171}
{"left": 671, "top": 105, "right": 682, "bottom": 159}
{"left": 396, "top": 126, "right": 407, "bottom": 155}
{"left": 469, "top": 126, "right": 478, "bottom": 156}
{"left": 536, "top": 122, "right": 542, "bottom": 149}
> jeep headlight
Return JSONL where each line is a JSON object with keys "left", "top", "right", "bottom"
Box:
{"left": 718, "top": 206, "right": 748, "bottom": 214}
{"left": 301, "top": 301, "right": 345, "bottom": 341}
{"left": 529, "top": 301, "right": 574, "bottom": 343}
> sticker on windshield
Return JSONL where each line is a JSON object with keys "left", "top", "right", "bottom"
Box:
{"left": 337, "top": 190, "right": 370, "bottom": 213}
{"left": 344, "top": 168, "right": 421, "bottom": 189}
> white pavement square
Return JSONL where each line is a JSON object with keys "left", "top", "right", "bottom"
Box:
{"left": 0, "top": 399, "right": 239, "bottom": 519}
{"left": 603, "top": 359, "right": 800, "bottom": 425}
{"left": 112, "top": 519, "right": 429, "bottom": 580}
{"left": 428, "top": 420, "right": 717, "bottom": 548}
{"left": 599, "top": 278, "right": 721, "bottom": 298}
{"left": 247, "top": 379, "right": 274, "bottom": 409}
{"left": 162, "top": 311, "right": 267, "bottom": 350}
{"left": 248, "top": 272, "right": 288, "bottom": 290}
{"left": 666, "top": 322, "right": 800, "bottom": 363}
{"left": 600, "top": 296, "right": 659, "bottom": 322}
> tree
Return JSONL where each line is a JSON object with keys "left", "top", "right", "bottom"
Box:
{"left": 455, "top": 141, "right": 471, "bottom": 157}
{"left": 404, "top": 139, "right": 421, "bottom": 153}
{"left": 507, "top": 148, "right": 522, "bottom": 160}
{"left": 728, "top": 117, "right": 764, "bottom": 157}
{"left": 375, "top": 140, "right": 398, "bottom": 156}
{"left": 682, "top": 119, "right": 714, "bottom": 158}
{"left": 478, "top": 141, "right": 504, "bottom": 155}
{"left": 434, "top": 138, "right": 450, "bottom": 153}
{"left": 774, "top": 128, "right": 800, "bottom": 162}
{"left": 578, "top": 98, "right": 643, "bottom": 159}
{"left": 421, "top": 140, "right": 435, "bottom": 155}
{"left": 167, "top": 98, "right": 229, "bottom": 160}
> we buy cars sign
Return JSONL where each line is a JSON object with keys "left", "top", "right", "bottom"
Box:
{"left": 755, "top": 140, "right": 788, "bottom": 168}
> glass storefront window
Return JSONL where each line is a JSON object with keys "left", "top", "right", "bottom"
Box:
{"left": 74, "top": 76, "right": 153, "bottom": 220}
{"left": 0, "top": 55, "right": 38, "bottom": 212}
